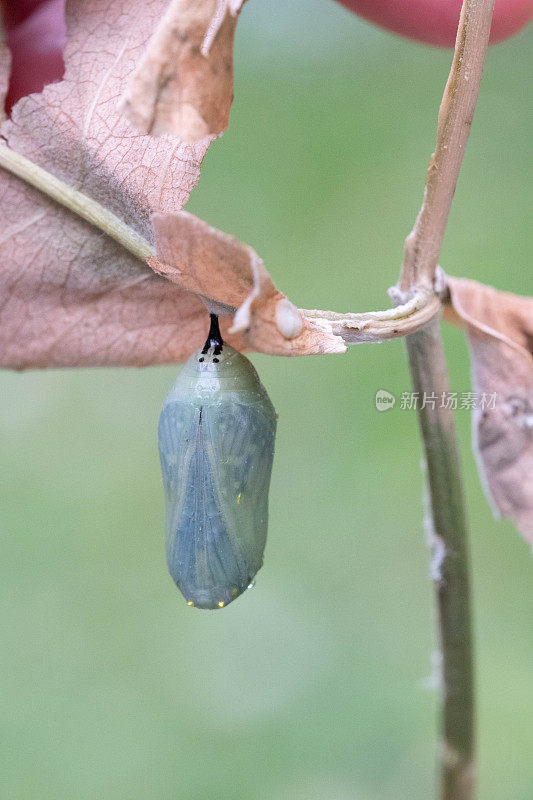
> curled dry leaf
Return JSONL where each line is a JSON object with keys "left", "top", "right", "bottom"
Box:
{"left": 445, "top": 276, "right": 533, "bottom": 542}
{"left": 150, "top": 212, "right": 345, "bottom": 356}
{"left": 0, "top": 0, "right": 339, "bottom": 368}
{"left": 121, "top": 0, "right": 244, "bottom": 141}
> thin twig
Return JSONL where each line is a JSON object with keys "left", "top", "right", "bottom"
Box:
{"left": 401, "top": 0, "right": 495, "bottom": 293}
{"left": 399, "top": 1, "right": 495, "bottom": 799}
{"left": 0, "top": 143, "right": 441, "bottom": 345}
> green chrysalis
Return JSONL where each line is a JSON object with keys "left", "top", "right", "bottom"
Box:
{"left": 158, "top": 315, "right": 277, "bottom": 609}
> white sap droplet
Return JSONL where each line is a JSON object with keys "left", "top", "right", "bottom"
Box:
{"left": 275, "top": 298, "right": 303, "bottom": 340}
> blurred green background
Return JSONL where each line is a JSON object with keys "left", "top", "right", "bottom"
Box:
{"left": 1, "top": 2, "right": 532, "bottom": 798}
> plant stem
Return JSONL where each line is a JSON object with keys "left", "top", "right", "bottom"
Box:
{"left": 401, "top": 0, "right": 495, "bottom": 291}
{"left": 398, "top": 1, "right": 495, "bottom": 797}
{"left": 406, "top": 318, "right": 474, "bottom": 800}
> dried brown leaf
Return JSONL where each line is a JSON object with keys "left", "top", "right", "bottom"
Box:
{"left": 0, "top": 0, "right": 215, "bottom": 368}
{"left": 1, "top": 0, "right": 209, "bottom": 235}
{"left": 120, "top": 0, "right": 244, "bottom": 141}
{"left": 0, "top": 169, "right": 211, "bottom": 368}
{"left": 0, "top": 0, "right": 340, "bottom": 368}
{"left": 446, "top": 276, "right": 533, "bottom": 542}
{"left": 150, "top": 212, "right": 346, "bottom": 355}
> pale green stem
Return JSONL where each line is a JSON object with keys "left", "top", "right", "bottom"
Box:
{"left": 406, "top": 319, "right": 474, "bottom": 800}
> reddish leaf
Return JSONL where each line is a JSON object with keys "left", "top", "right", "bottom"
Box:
{"left": 446, "top": 277, "right": 533, "bottom": 542}
{"left": 2, "top": 0, "right": 66, "bottom": 113}
{"left": 336, "top": 0, "right": 533, "bottom": 47}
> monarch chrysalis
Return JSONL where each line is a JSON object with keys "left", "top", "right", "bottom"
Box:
{"left": 158, "top": 315, "right": 277, "bottom": 609}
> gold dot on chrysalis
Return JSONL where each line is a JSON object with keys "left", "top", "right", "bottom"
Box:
{"left": 187, "top": 601, "right": 194, "bottom": 607}
{"left": 218, "top": 601, "right": 225, "bottom": 608}
{"left": 237, "top": 493, "right": 242, "bottom": 504}
{"left": 231, "top": 587, "right": 238, "bottom": 597}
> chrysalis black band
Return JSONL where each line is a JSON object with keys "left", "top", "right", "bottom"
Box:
{"left": 201, "top": 313, "right": 223, "bottom": 356}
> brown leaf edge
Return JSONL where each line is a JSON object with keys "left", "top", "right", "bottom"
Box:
{"left": 445, "top": 276, "right": 533, "bottom": 543}
{"left": 149, "top": 211, "right": 346, "bottom": 356}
